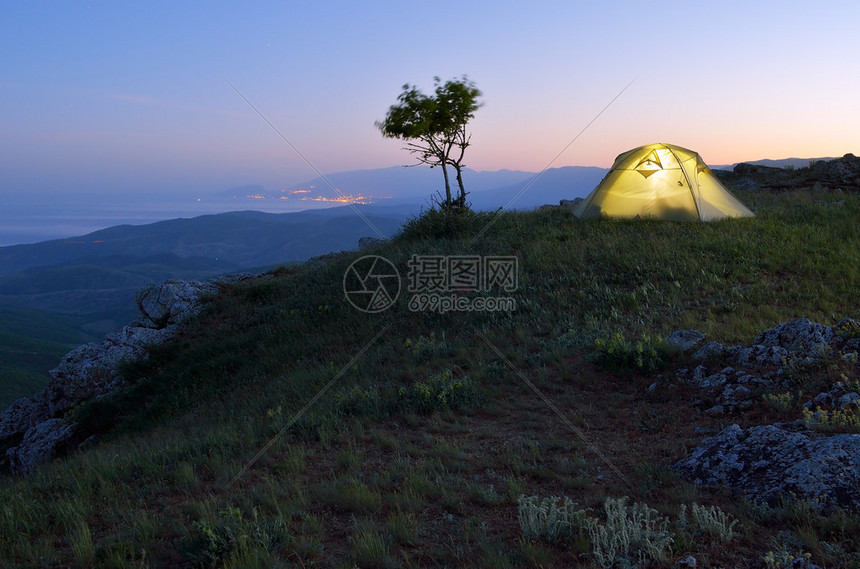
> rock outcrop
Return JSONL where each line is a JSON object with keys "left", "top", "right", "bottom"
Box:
{"left": 715, "top": 153, "right": 860, "bottom": 193}
{"left": 0, "top": 279, "right": 217, "bottom": 474}
{"left": 673, "top": 423, "right": 860, "bottom": 513}
{"left": 358, "top": 236, "right": 386, "bottom": 249}
{"left": 673, "top": 317, "right": 860, "bottom": 510}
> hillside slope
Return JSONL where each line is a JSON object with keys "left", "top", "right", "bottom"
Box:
{"left": 0, "top": 209, "right": 410, "bottom": 401}
{"left": 0, "top": 189, "right": 858, "bottom": 568}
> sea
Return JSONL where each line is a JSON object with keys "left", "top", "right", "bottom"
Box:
{"left": 0, "top": 194, "right": 338, "bottom": 248}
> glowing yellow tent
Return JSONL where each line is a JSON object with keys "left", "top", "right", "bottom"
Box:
{"left": 575, "top": 143, "right": 754, "bottom": 221}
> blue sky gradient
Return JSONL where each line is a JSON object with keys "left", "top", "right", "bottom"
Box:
{"left": 2, "top": 1, "right": 858, "bottom": 197}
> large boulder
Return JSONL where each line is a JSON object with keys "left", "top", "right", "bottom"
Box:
{"left": 136, "top": 280, "right": 217, "bottom": 329}
{"left": 673, "top": 423, "right": 860, "bottom": 512}
{"left": 43, "top": 324, "right": 177, "bottom": 416}
{"left": 5, "top": 418, "right": 77, "bottom": 475}
{"left": 0, "top": 397, "right": 50, "bottom": 445}
{"left": 753, "top": 318, "right": 834, "bottom": 351}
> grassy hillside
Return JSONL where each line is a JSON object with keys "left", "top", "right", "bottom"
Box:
{"left": 0, "top": 209, "right": 407, "bottom": 403}
{"left": 1, "top": 190, "right": 858, "bottom": 568}
{"left": 0, "top": 307, "right": 99, "bottom": 408}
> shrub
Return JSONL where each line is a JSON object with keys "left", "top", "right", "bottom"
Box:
{"left": 334, "top": 384, "right": 384, "bottom": 418}
{"left": 396, "top": 207, "right": 489, "bottom": 240}
{"left": 588, "top": 497, "right": 674, "bottom": 568}
{"left": 399, "top": 369, "right": 479, "bottom": 413}
{"left": 185, "top": 507, "right": 288, "bottom": 567}
{"left": 682, "top": 503, "right": 738, "bottom": 543}
{"left": 762, "top": 391, "right": 796, "bottom": 413}
{"left": 802, "top": 406, "right": 860, "bottom": 433}
{"left": 517, "top": 495, "right": 593, "bottom": 542}
{"left": 591, "top": 333, "right": 668, "bottom": 373}
{"left": 833, "top": 318, "right": 860, "bottom": 340}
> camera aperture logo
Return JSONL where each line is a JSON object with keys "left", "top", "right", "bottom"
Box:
{"left": 407, "top": 255, "right": 517, "bottom": 313}
{"left": 343, "top": 255, "right": 401, "bottom": 313}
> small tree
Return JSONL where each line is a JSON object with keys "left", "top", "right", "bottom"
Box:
{"left": 376, "top": 76, "right": 482, "bottom": 212}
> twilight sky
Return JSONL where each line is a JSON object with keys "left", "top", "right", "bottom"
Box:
{"left": 2, "top": 1, "right": 859, "bottom": 197}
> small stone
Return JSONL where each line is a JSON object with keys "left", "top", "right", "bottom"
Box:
{"left": 693, "top": 341, "right": 724, "bottom": 361}
{"left": 665, "top": 330, "right": 706, "bottom": 352}
{"left": 358, "top": 236, "right": 385, "bottom": 249}
{"left": 814, "top": 392, "right": 833, "bottom": 407}
{"left": 734, "top": 386, "right": 751, "bottom": 400}
{"left": 705, "top": 405, "right": 725, "bottom": 417}
{"left": 675, "top": 555, "right": 697, "bottom": 568}
{"left": 560, "top": 198, "right": 583, "bottom": 208}
{"left": 837, "top": 392, "right": 860, "bottom": 410}
{"left": 690, "top": 365, "right": 709, "bottom": 387}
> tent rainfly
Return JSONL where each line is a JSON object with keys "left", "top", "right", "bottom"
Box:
{"left": 575, "top": 143, "right": 755, "bottom": 221}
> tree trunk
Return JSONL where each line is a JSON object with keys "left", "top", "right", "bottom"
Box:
{"left": 454, "top": 164, "right": 467, "bottom": 209}
{"left": 440, "top": 162, "right": 452, "bottom": 209}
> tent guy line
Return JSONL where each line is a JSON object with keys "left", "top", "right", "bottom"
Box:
{"left": 472, "top": 76, "right": 638, "bottom": 242}
{"left": 227, "top": 323, "right": 393, "bottom": 488}
{"left": 473, "top": 326, "right": 637, "bottom": 495}
{"left": 226, "top": 79, "right": 387, "bottom": 240}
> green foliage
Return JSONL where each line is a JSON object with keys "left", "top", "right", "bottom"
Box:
{"left": 834, "top": 317, "right": 860, "bottom": 340}
{"left": 185, "top": 506, "right": 288, "bottom": 567}
{"left": 315, "top": 476, "right": 382, "bottom": 514}
{"left": 763, "top": 549, "right": 811, "bottom": 569}
{"left": 591, "top": 332, "right": 668, "bottom": 373}
{"left": 762, "top": 390, "right": 797, "bottom": 413}
{"left": 802, "top": 405, "right": 860, "bottom": 433}
{"left": 400, "top": 369, "right": 479, "bottom": 414}
{"left": 396, "top": 206, "right": 493, "bottom": 240}
{"left": 377, "top": 76, "right": 482, "bottom": 211}
{"left": 386, "top": 508, "right": 418, "bottom": 545}
{"left": 334, "top": 384, "right": 384, "bottom": 418}
{"left": 519, "top": 496, "right": 740, "bottom": 567}
{"left": 351, "top": 525, "right": 394, "bottom": 569}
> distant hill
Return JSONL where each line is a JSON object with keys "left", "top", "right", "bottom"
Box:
{"left": 0, "top": 207, "right": 410, "bottom": 398}
{"left": 710, "top": 157, "right": 837, "bottom": 170}
{"left": 216, "top": 165, "right": 609, "bottom": 213}
{"left": 0, "top": 208, "right": 409, "bottom": 276}
{"left": 468, "top": 166, "right": 608, "bottom": 210}
{"left": 275, "top": 166, "right": 537, "bottom": 203}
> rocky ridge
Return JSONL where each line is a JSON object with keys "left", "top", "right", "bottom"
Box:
{"left": 0, "top": 279, "right": 217, "bottom": 474}
{"left": 714, "top": 153, "right": 860, "bottom": 192}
